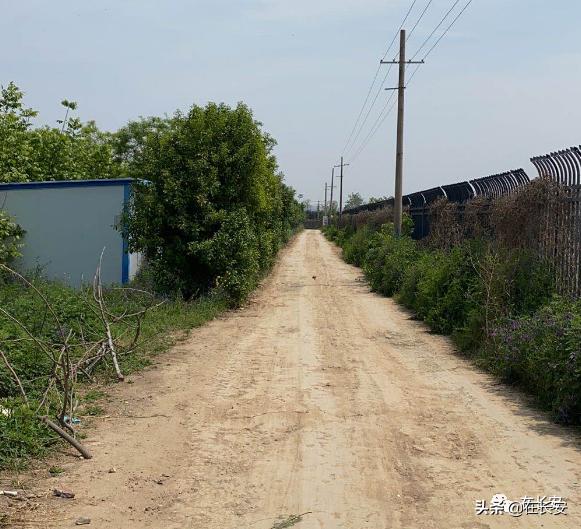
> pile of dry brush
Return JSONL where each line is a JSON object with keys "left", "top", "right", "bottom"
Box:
{"left": 0, "top": 255, "right": 163, "bottom": 459}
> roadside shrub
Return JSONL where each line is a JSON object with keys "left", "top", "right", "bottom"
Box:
{"left": 500, "top": 248, "right": 554, "bottom": 315}
{"left": 193, "top": 208, "right": 261, "bottom": 302}
{"left": 397, "top": 242, "right": 554, "bottom": 351}
{"left": 414, "top": 244, "right": 480, "bottom": 335}
{"left": 123, "top": 102, "right": 303, "bottom": 303}
{"left": 363, "top": 229, "right": 418, "bottom": 296}
{"left": 0, "top": 211, "right": 24, "bottom": 264}
{"left": 356, "top": 217, "right": 415, "bottom": 295}
{"left": 488, "top": 297, "right": 581, "bottom": 423}
{"left": 398, "top": 249, "right": 430, "bottom": 309}
{"left": 343, "top": 225, "right": 374, "bottom": 266}
{"left": 322, "top": 225, "right": 339, "bottom": 241}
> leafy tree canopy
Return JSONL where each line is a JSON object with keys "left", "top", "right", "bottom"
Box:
{"left": 0, "top": 82, "right": 120, "bottom": 182}
{"left": 345, "top": 192, "right": 364, "bottom": 210}
{"left": 122, "top": 102, "right": 303, "bottom": 301}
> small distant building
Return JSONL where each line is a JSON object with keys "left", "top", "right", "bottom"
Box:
{"left": 0, "top": 178, "right": 141, "bottom": 287}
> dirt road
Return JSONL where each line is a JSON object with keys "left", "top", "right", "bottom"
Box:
{"left": 10, "top": 230, "right": 581, "bottom": 528}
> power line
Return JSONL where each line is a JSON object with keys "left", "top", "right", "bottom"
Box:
{"left": 409, "top": 0, "right": 462, "bottom": 61}
{"left": 406, "top": 0, "right": 475, "bottom": 84}
{"left": 406, "top": 0, "right": 435, "bottom": 44}
{"left": 381, "top": 0, "right": 419, "bottom": 60}
{"left": 350, "top": 101, "right": 396, "bottom": 163}
{"left": 343, "top": 62, "right": 394, "bottom": 158}
{"left": 341, "top": 67, "right": 382, "bottom": 155}
{"left": 342, "top": 0, "right": 420, "bottom": 156}
{"left": 346, "top": 0, "right": 434, "bottom": 160}
{"left": 422, "top": 0, "right": 475, "bottom": 60}
{"left": 350, "top": 31, "right": 421, "bottom": 164}
{"left": 350, "top": 0, "right": 476, "bottom": 164}
{"left": 350, "top": 91, "right": 398, "bottom": 163}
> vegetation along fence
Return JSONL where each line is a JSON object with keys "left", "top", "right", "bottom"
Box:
{"left": 343, "top": 169, "right": 530, "bottom": 239}
{"left": 341, "top": 144, "right": 581, "bottom": 297}
{"left": 531, "top": 146, "right": 581, "bottom": 297}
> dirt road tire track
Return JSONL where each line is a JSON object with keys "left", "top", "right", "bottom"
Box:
{"left": 7, "top": 230, "right": 581, "bottom": 528}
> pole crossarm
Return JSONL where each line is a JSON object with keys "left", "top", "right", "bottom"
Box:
{"left": 380, "top": 59, "right": 424, "bottom": 65}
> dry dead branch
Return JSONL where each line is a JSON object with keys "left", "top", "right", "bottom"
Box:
{"left": 0, "top": 253, "right": 163, "bottom": 461}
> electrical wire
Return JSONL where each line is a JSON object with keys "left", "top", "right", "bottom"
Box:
{"left": 422, "top": 0, "right": 475, "bottom": 61}
{"left": 406, "top": 0, "right": 435, "bottom": 44}
{"left": 345, "top": 0, "right": 435, "bottom": 158}
{"left": 347, "top": 0, "right": 476, "bottom": 164}
{"left": 350, "top": 91, "right": 398, "bottom": 163}
{"left": 409, "top": 0, "right": 462, "bottom": 61}
{"left": 405, "top": 0, "right": 475, "bottom": 87}
{"left": 342, "top": 0, "right": 419, "bottom": 156}
{"left": 346, "top": 0, "right": 433, "bottom": 161}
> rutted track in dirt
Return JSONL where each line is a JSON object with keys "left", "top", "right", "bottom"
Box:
{"left": 6, "top": 230, "right": 581, "bottom": 528}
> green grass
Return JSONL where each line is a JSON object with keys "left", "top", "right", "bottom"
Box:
{"left": 0, "top": 404, "right": 57, "bottom": 470}
{"left": 80, "top": 403, "right": 105, "bottom": 417}
{"left": 0, "top": 274, "right": 229, "bottom": 470}
{"left": 82, "top": 389, "right": 107, "bottom": 402}
{"left": 271, "top": 514, "right": 308, "bottom": 529}
{"left": 48, "top": 465, "right": 64, "bottom": 475}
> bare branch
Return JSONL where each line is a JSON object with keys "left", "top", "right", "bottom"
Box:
{"left": 93, "top": 250, "right": 124, "bottom": 381}
{"left": 41, "top": 417, "right": 92, "bottom": 459}
{"left": 0, "top": 348, "right": 28, "bottom": 405}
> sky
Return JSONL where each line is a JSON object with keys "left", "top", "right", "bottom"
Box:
{"left": 2, "top": 0, "right": 580, "bottom": 205}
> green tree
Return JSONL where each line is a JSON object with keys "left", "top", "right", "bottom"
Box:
{"left": 345, "top": 192, "right": 364, "bottom": 210}
{"left": 0, "top": 82, "right": 120, "bottom": 183}
{"left": 123, "top": 102, "right": 302, "bottom": 302}
{"left": 0, "top": 82, "right": 39, "bottom": 182}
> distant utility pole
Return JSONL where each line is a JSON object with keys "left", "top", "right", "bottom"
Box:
{"left": 324, "top": 183, "right": 328, "bottom": 215}
{"left": 330, "top": 167, "right": 335, "bottom": 218}
{"left": 334, "top": 157, "right": 350, "bottom": 220}
{"left": 381, "top": 29, "right": 424, "bottom": 237}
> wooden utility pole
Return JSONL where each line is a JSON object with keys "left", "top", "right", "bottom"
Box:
{"left": 330, "top": 167, "right": 335, "bottom": 219}
{"left": 334, "top": 157, "right": 350, "bottom": 220}
{"left": 381, "top": 29, "right": 423, "bottom": 236}
{"left": 339, "top": 156, "right": 345, "bottom": 219}
{"left": 393, "top": 31, "right": 406, "bottom": 237}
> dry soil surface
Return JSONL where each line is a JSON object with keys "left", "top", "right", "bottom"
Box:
{"left": 4, "top": 230, "right": 581, "bottom": 529}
